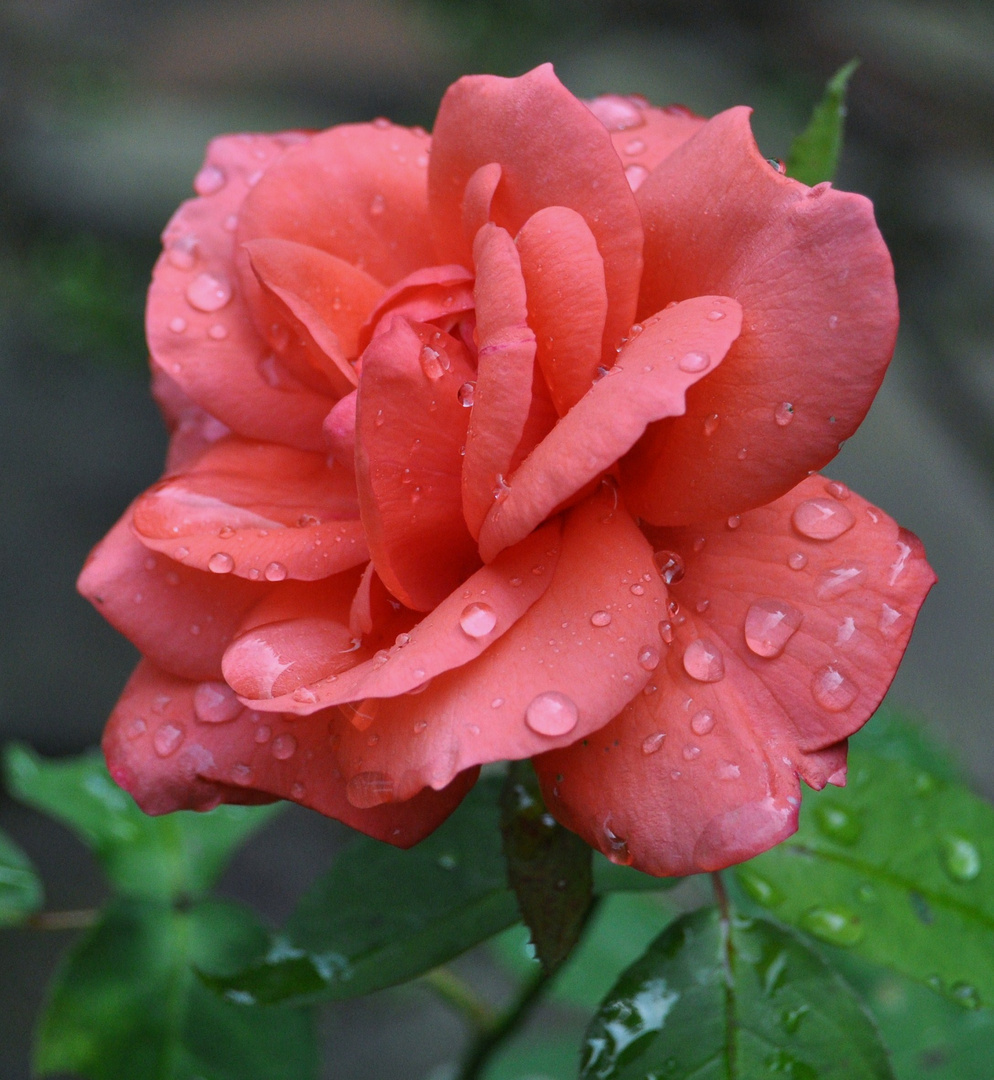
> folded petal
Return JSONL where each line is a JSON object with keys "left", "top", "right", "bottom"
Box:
{"left": 461, "top": 224, "right": 538, "bottom": 538}
{"left": 148, "top": 132, "right": 334, "bottom": 451}
{"left": 104, "top": 661, "right": 475, "bottom": 846}
{"left": 332, "top": 490, "right": 668, "bottom": 802}
{"left": 533, "top": 474, "right": 935, "bottom": 875}
{"left": 132, "top": 437, "right": 367, "bottom": 581}
{"left": 78, "top": 505, "right": 266, "bottom": 681}
{"left": 429, "top": 64, "right": 643, "bottom": 355}
{"left": 355, "top": 318, "right": 480, "bottom": 610}
{"left": 359, "top": 265, "right": 475, "bottom": 353}
{"left": 479, "top": 296, "right": 742, "bottom": 562}
{"left": 248, "top": 520, "right": 561, "bottom": 712}
{"left": 632, "top": 107, "right": 898, "bottom": 523}
{"left": 516, "top": 206, "right": 608, "bottom": 412}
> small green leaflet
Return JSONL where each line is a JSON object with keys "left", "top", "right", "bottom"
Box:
{"left": 35, "top": 897, "right": 316, "bottom": 1080}
{"left": 581, "top": 907, "right": 893, "bottom": 1080}
{"left": 735, "top": 748, "right": 994, "bottom": 1010}
{"left": 786, "top": 59, "right": 860, "bottom": 186}
{"left": 0, "top": 826, "right": 43, "bottom": 926}
{"left": 500, "top": 760, "right": 593, "bottom": 973}
{"left": 4, "top": 744, "right": 282, "bottom": 901}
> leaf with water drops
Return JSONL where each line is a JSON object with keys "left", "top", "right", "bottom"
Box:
{"left": 786, "top": 59, "right": 860, "bottom": 187}
{"left": 35, "top": 897, "right": 316, "bottom": 1080}
{"left": 735, "top": 734, "right": 994, "bottom": 1010}
{"left": 581, "top": 906, "right": 893, "bottom": 1079}
{"left": 3, "top": 744, "right": 282, "bottom": 901}
{"left": 499, "top": 760, "right": 593, "bottom": 973}
{"left": 0, "top": 826, "right": 42, "bottom": 926}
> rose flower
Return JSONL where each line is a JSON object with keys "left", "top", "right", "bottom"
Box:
{"left": 80, "top": 65, "right": 934, "bottom": 876}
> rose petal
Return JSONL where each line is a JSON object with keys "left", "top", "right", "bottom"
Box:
{"left": 478, "top": 296, "right": 743, "bottom": 562}
{"left": 588, "top": 95, "right": 706, "bottom": 182}
{"left": 104, "top": 661, "right": 475, "bottom": 845}
{"left": 355, "top": 318, "right": 481, "bottom": 610}
{"left": 429, "top": 64, "right": 643, "bottom": 356}
{"left": 516, "top": 206, "right": 608, "bottom": 413}
{"left": 249, "top": 520, "right": 561, "bottom": 712}
{"left": 78, "top": 505, "right": 267, "bottom": 681}
{"left": 532, "top": 474, "right": 935, "bottom": 875}
{"left": 461, "top": 224, "right": 538, "bottom": 538}
{"left": 332, "top": 490, "right": 668, "bottom": 801}
{"left": 359, "top": 264, "right": 475, "bottom": 353}
{"left": 132, "top": 437, "right": 367, "bottom": 581}
{"left": 148, "top": 132, "right": 334, "bottom": 451}
{"left": 632, "top": 107, "right": 898, "bottom": 523}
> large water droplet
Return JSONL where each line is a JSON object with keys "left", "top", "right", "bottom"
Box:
{"left": 637, "top": 645, "right": 660, "bottom": 671}
{"left": 589, "top": 95, "right": 645, "bottom": 131}
{"left": 744, "top": 599, "right": 803, "bottom": 658}
{"left": 791, "top": 497, "right": 855, "bottom": 540}
{"left": 677, "top": 350, "right": 709, "bottom": 374}
{"left": 153, "top": 724, "right": 184, "bottom": 758}
{"left": 264, "top": 561, "right": 287, "bottom": 582}
{"left": 166, "top": 235, "right": 199, "bottom": 270}
{"left": 590, "top": 610, "right": 612, "bottom": 627}
{"left": 682, "top": 638, "right": 725, "bottom": 682}
{"left": 801, "top": 906, "right": 864, "bottom": 946}
{"left": 813, "top": 803, "right": 862, "bottom": 845}
{"left": 346, "top": 771, "right": 395, "bottom": 808}
{"left": 940, "top": 835, "right": 982, "bottom": 882}
{"left": 815, "top": 562, "right": 866, "bottom": 599}
{"left": 690, "top": 709, "right": 715, "bottom": 736}
{"left": 642, "top": 731, "right": 666, "bottom": 755}
{"left": 459, "top": 602, "right": 497, "bottom": 638}
{"left": 787, "top": 552, "right": 807, "bottom": 571}
{"left": 271, "top": 733, "right": 297, "bottom": 760}
{"left": 658, "top": 620, "right": 674, "bottom": 645}
{"left": 525, "top": 692, "right": 579, "bottom": 736}
{"left": 186, "top": 272, "right": 232, "bottom": 313}
{"left": 652, "top": 549, "right": 685, "bottom": 584}
{"left": 811, "top": 665, "right": 859, "bottom": 711}
{"left": 602, "top": 816, "right": 632, "bottom": 865}
{"left": 208, "top": 552, "right": 234, "bottom": 574}
{"left": 457, "top": 381, "right": 475, "bottom": 407}
{"left": 419, "top": 345, "right": 446, "bottom": 380}
{"left": 194, "top": 681, "right": 242, "bottom": 724}
{"left": 292, "top": 686, "right": 317, "bottom": 704}
{"left": 774, "top": 401, "right": 794, "bottom": 426}
{"left": 738, "top": 868, "right": 784, "bottom": 907}
{"left": 624, "top": 163, "right": 649, "bottom": 190}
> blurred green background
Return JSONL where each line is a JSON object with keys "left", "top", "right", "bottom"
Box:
{"left": 1, "top": 1, "right": 992, "bottom": 1077}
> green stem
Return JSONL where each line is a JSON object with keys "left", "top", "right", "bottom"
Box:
{"left": 421, "top": 967, "right": 498, "bottom": 1034}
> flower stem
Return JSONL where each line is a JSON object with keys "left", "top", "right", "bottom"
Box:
{"left": 421, "top": 967, "right": 498, "bottom": 1034}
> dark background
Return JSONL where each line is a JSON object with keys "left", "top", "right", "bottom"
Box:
{"left": 1, "top": 1, "right": 992, "bottom": 1077}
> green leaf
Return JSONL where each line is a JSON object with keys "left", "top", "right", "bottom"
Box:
{"left": 581, "top": 907, "right": 893, "bottom": 1079}
{"left": 591, "top": 853, "right": 684, "bottom": 894}
{"left": 0, "top": 826, "right": 43, "bottom": 925}
{"left": 500, "top": 761, "right": 593, "bottom": 973}
{"left": 850, "top": 704, "right": 961, "bottom": 783}
{"left": 736, "top": 747, "right": 994, "bottom": 1009}
{"left": 482, "top": 1032, "right": 583, "bottom": 1080}
{"left": 4, "top": 744, "right": 282, "bottom": 900}
{"left": 35, "top": 897, "right": 316, "bottom": 1080}
{"left": 786, "top": 59, "right": 860, "bottom": 186}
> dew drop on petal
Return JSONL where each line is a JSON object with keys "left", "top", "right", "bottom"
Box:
{"left": 811, "top": 665, "right": 859, "bottom": 711}
{"left": 792, "top": 497, "right": 855, "bottom": 540}
{"left": 624, "top": 137, "right": 646, "bottom": 155}
{"left": 744, "top": 599, "right": 803, "bottom": 658}
{"left": 254, "top": 725, "right": 271, "bottom": 743}
{"left": 230, "top": 764, "right": 254, "bottom": 785}
{"left": 208, "top": 323, "right": 228, "bottom": 340}
{"left": 683, "top": 744, "right": 701, "bottom": 761}
{"left": 658, "top": 620, "right": 674, "bottom": 645}
{"left": 588, "top": 94, "right": 645, "bottom": 131}
{"left": 825, "top": 480, "right": 850, "bottom": 500}
{"left": 419, "top": 345, "right": 445, "bottom": 380}
{"left": 186, "top": 272, "right": 232, "bottom": 313}
{"left": 153, "top": 724, "right": 184, "bottom": 758}
{"left": 878, "top": 604, "right": 902, "bottom": 636}
{"left": 774, "top": 401, "right": 794, "bottom": 426}
{"left": 208, "top": 552, "right": 234, "bottom": 574}
{"left": 678, "top": 351, "right": 710, "bottom": 373}
{"left": 459, "top": 602, "right": 497, "bottom": 638}
{"left": 346, "top": 771, "right": 395, "bottom": 808}
{"left": 706, "top": 309, "right": 726, "bottom": 321}
{"left": 727, "top": 515, "right": 741, "bottom": 530}
{"left": 166, "top": 235, "right": 199, "bottom": 269}
{"left": 642, "top": 731, "right": 666, "bottom": 755}
{"left": 457, "top": 381, "right": 475, "bottom": 407}
{"left": 264, "top": 562, "right": 287, "bottom": 582}
{"left": 169, "top": 316, "right": 187, "bottom": 333}
{"left": 682, "top": 638, "right": 725, "bottom": 682}
{"left": 194, "top": 681, "right": 242, "bottom": 724}
{"left": 602, "top": 816, "right": 632, "bottom": 865}
{"left": 788, "top": 552, "right": 808, "bottom": 570}
{"left": 652, "top": 549, "right": 685, "bottom": 584}
{"left": 271, "top": 734, "right": 297, "bottom": 760}
{"left": 624, "top": 163, "right": 649, "bottom": 190}
{"left": 292, "top": 687, "right": 317, "bottom": 704}
{"left": 703, "top": 413, "right": 720, "bottom": 436}
{"left": 690, "top": 709, "right": 715, "bottom": 736}
{"left": 637, "top": 645, "right": 660, "bottom": 671}
{"left": 193, "top": 164, "right": 226, "bottom": 195}
{"left": 525, "top": 692, "right": 579, "bottom": 737}
{"left": 590, "top": 610, "right": 612, "bottom": 627}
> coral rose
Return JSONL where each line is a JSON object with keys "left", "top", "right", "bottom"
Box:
{"left": 80, "top": 64, "right": 934, "bottom": 875}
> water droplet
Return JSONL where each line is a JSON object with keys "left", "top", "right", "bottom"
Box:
{"left": 811, "top": 665, "right": 859, "bottom": 711}
{"left": 208, "top": 323, "right": 228, "bottom": 340}
{"left": 815, "top": 563, "right": 866, "bottom": 599}
{"left": 652, "top": 549, "right": 685, "bottom": 584}
{"left": 878, "top": 604, "right": 902, "bottom": 636}
{"left": 637, "top": 645, "right": 660, "bottom": 671}
{"left": 194, "top": 681, "right": 242, "bottom": 724}
{"left": 717, "top": 761, "right": 741, "bottom": 780}
{"left": 590, "top": 610, "right": 612, "bottom": 627}
{"left": 678, "top": 350, "right": 710, "bottom": 373}
{"left": 744, "top": 599, "right": 803, "bottom": 658}
{"left": 369, "top": 194, "right": 385, "bottom": 215}
{"left": 738, "top": 868, "right": 784, "bottom": 906}
{"left": 589, "top": 94, "right": 645, "bottom": 131}
{"left": 629, "top": 582, "right": 645, "bottom": 596}
{"left": 706, "top": 309, "right": 725, "bottom": 321}
{"left": 658, "top": 620, "right": 674, "bottom": 645}
{"left": 824, "top": 480, "right": 849, "bottom": 500}
{"left": 683, "top": 638, "right": 724, "bottom": 682}
{"left": 292, "top": 687, "right": 317, "bottom": 704}
{"left": 813, "top": 803, "right": 862, "bottom": 845}
{"left": 690, "top": 709, "right": 715, "bottom": 736}
{"left": 525, "top": 692, "right": 579, "bottom": 736}
{"left": 193, "top": 164, "right": 226, "bottom": 196}
{"left": 166, "top": 235, "right": 199, "bottom": 269}
{"left": 624, "top": 137, "right": 646, "bottom": 155}
{"left": 774, "top": 401, "right": 794, "bottom": 426}
{"left": 230, "top": 763, "right": 254, "bottom": 785}
{"left": 291, "top": 781, "right": 305, "bottom": 799}
{"left": 828, "top": 313, "right": 839, "bottom": 329}
{"left": 781, "top": 1006, "right": 810, "bottom": 1035}
{"left": 682, "top": 744, "right": 701, "bottom": 760}
{"left": 692, "top": 535, "right": 707, "bottom": 552}
{"left": 346, "top": 771, "right": 394, "bottom": 808}
{"left": 153, "top": 724, "right": 184, "bottom": 757}
{"left": 624, "top": 163, "right": 649, "bottom": 190}
{"left": 264, "top": 562, "right": 287, "bottom": 582}
{"left": 703, "top": 413, "right": 720, "bottom": 436}
{"left": 373, "top": 648, "right": 390, "bottom": 666}
{"left": 271, "top": 734, "right": 297, "bottom": 760}
{"left": 254, "top": 724, "right": 272, "bottom": 743}
{"left": 788, "top": 552, "right": 808, "bottom": 570}
{"left": 601, "top": 816, "right": 632, "bottom": 864}
{"left": 169, "top": 316, "right": 187, "bottom": 333}
{"left": 208, "top": 552, "right": 234, "bottom": 574}
{"left": 950, "top": 982, "right": 982, "bottom": 1010}
{"left": 801, "top": 906, "right": 864, "bottom": 946}
{"left": 186, "top": 272, "right": 232, "bottom": 313}
{"left": 941, "top": 835, "right": 981, "bottom": 882}
{"left": 727, "top": 515, "right": 741, "bottom": 530}
{"left": 419, "top": 345, "right": 445, "bottom": 379}
{"left": 413, "top": 720, "right": 428, "bottom": 734}
{"left": 457, "top": 381, "right": 475, "bottom": 407}
{"left": 641, "top": 731, "right": 666, "bottom": 754}
{"left": 459, "top": 602, "right": 497, "bottom": 638}
{"left": 792, "top": 497, "right": 855, "bottom": 540}
{"left": 493, "top": 473, "right": 510, "bottom": 502}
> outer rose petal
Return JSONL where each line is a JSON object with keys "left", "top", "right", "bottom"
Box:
{"left": 355, "top": 318, "right": 480, "bottom": 610}
{"left": 429, "top": 64, "right": 643, "bottom": 359}
{"left": 104, "top": 661, "right": 475, "bottom": 846}
{"left": 333, "top": 489, "right": 668, "bottom": 803}
{"left": 132, "top": 437, "right": 368, "bottom": 580}
{"left": 478, "top": 296, "right": 743, "bottom": 562}
{"left": 237, "top": 121, "right": 435, "bottom": 288}
{"left": 78, "top": 504, "right": 266, "bottom": 681}
{"left": 148, "top": 132, "right": 334, "bottom": 451}
{"left": 630, "top": 107, "right": 898, "bottom": 524}
{"left": 533, "top": 475, "right": 935, "bottom": 876}
{"left": 587, "top": 96, "right": 706, "bottom": 186}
